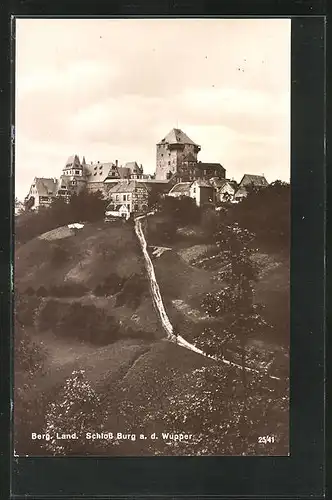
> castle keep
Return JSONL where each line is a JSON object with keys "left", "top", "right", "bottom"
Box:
{"left": 156, "top": 128, "right": 201, "bottom": 180}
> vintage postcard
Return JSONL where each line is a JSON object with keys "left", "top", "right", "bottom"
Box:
{"left": 14, "top": 18, "right": 290, "bottom": 456}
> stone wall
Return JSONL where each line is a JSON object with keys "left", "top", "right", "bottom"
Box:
{"left": 156, "top": 143, "right": 198, "bottom": 180}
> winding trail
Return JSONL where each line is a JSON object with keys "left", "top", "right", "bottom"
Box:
{"left": 134, "top": 214, "right": 281, "bottom": 381}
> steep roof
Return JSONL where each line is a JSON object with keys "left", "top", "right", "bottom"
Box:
{"left": 158, "top": 128, "right": 199, "bottom": 146}
{"left": 123, "top": 161, "right": 143, "bottom": 173}
{"left": 192, "top": 179, "right": 213, "bottom": 188}
{"left": 64, "top": 155, "right": 81, "bottom": 170}
{"left": 108, "top": 180, "right": 148, "bottom": 194}
{"left": 239, "top": 174, "right": 268, "bottom": 187}
{"left": 234, "top": 187, "right": 248, "bottom": 198}
{"left": 85, "top": 162, "right": 112, "bottom": 181}
{"left": 197, "top": 162, "right": 225, "bottom": 172}
{"left": 212, "top": 179, "right": 237, "bottom": 190}
{"left": 169, "top": 182, "right": 191, "bottom": 194}
{"left": 33, "top": 178, "right": 58, "bottom": 196}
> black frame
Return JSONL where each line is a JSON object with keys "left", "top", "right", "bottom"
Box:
{"left": 0, "top": 3, "right": 326, "bottom": 498}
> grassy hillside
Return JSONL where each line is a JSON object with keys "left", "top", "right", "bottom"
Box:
{"left": 14, "top": 215, "right": 289, "bottom": 456}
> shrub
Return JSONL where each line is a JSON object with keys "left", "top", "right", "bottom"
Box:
{"left": 56, "top": 302, "right": 120, "bottom": 345}
{"left": 15, "top": 324, "right": 47, "bottom": 376}
{"left": 94, "top": 273, "right": 124, "bottom": 297}
{"left": 43, "top": 370, "right": 102, "bottom": 455}
{"left": 115, "top": 274, "right": 149, "bottom": 309}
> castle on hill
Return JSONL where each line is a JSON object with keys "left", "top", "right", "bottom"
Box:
{"left": 24, "top": 128, "right": 268, "bottom": 214}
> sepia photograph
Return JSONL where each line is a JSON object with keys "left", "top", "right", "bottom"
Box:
{"left": 14, "top": 18, "right": 290, "bottom": 456}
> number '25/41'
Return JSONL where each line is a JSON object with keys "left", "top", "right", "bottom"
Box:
{"left": 258, "top": 435, "right": 275, "bottom": 444}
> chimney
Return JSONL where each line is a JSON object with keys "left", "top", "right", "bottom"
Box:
{"left": 115, "top": 159, "right": 118, "bottom": 167}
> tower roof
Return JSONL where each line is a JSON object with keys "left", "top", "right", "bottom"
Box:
{"left": 158, "top": 128, "right": 199, "bottom": 146}
{"left": 63, "top": 154, "right": 81, "bottom": 170}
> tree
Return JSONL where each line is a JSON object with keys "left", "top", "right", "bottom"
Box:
{"left": 226, "top": 181, "right": 290, "bottom": 252}
{"left": 199, "top": 222, "right": 272, "bottom": 395}
{"left": 43, "top": 369, "right": 102, "bottom": 454}
{"left": 15, "top": 189, "right": 108, "bottom": 245}
{"left": 141, "top": 364, "right": 288, "bottom": 456}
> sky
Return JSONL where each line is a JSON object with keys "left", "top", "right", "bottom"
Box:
{"left": 15, "top": 18, "right": 291, "bottom": 201}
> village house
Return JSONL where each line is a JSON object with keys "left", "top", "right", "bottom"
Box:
{"left": 105, "top": 180, "right": 149, "bottom": 219}
{"left": 233, "top": 174, "right": 269, "bottom": 201}
{"left": 168, "top": 179, "right": 215, "bottom": 207}
{"left": 24, "top": 177, "right": 59, "bottom": 210}
{"left": 210, "top": 178, "right": 238, "bottom": 203}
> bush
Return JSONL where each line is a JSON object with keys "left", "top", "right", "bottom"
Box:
{"left": 159, "top": 196, "right": 201, "bottom": 226}
{"left": 225, "top": 181, "right": 290, "bottom": 252}
{"left": 15, "top": 324, "right": 47, "bottom": 376}
{"left": 94, "top": 273, "right": 125, "bottom": 297}
{"left": 115, "top": 274, "right": 149, "bottom": 309}
{"left": 56, "top": 302, "right": 120, "bottom": 345}
{"left": 15, "top": 190, "right": 108, "bottom": 245}
{"left": 43, "top": 370, "right": 102, "bottom": 455}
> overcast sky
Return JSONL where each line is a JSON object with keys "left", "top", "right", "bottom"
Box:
{"left": 15, "top": 18, "right": 290, "bottom": 200}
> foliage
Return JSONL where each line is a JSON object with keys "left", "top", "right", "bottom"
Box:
{"left": 225, "top": 181, "right": 290, "bottom": 252}
{"left": 56, "top": 302, "right": 120, "bottom": 345}
{"left": 115, "top": 274, "right": 149, "bottom": 309}
{"left": 158, "top": 196, "right": 201, "bottom": 226}
{"left": 16, "top": 189, "right": 108, "bottom": 245}
{"left": 143, "top": 364, "right": 289, "bottom": 455}
{"left": 94, "top": 273, "right": 125, "bottom": 297}
{"left": 15, "top": 324, "right": 47, "bottom": 377}
{"left": 43, "top": 370, "right": 102, "bottom": 454}
{"left": 198, "top": 218, "right": 273, "bottom": 395}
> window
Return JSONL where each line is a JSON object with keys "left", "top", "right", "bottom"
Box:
{"left": 94, "top": 166, "right": 97, "bottom": 170}
{"left": 134, "top": 204, "right": 139, "bottom": 211}
{"left": 168, "top": 161, "right": 171, "bottom": 165}
{"left": 127, "top": 204, "right": 130, "bottom": 210}
{"left": 123, "top": 194, "right": 127, "bottom": 201}
{"left": 116, "top": 195, "right": 119, "bottom": 201}
{"left": 75, "top": 170, "right": 80, "bottom": 175}
{"left": 161, "top": 154, "right": 163, "bottom": 157}
{"left": 94, "top": 172, "right": 97, "bottom": 176}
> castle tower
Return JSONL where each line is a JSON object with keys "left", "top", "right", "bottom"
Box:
{"left": 155, "top": 128, "right": 201, "bottom": 180}
{"left": 59, "top": 154, "right": 87, "bottom": 195}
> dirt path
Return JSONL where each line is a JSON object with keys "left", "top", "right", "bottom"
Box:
{"left": 134, "top": 215, "right": 281, "bottom": 381}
